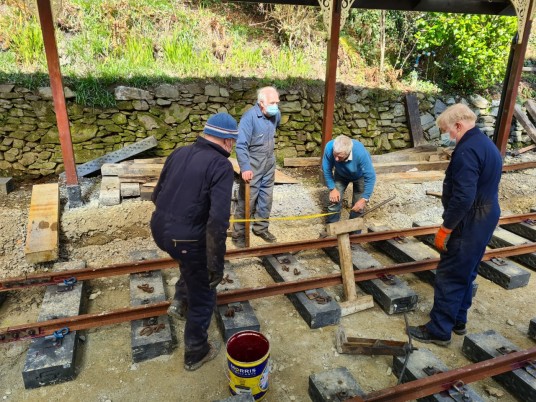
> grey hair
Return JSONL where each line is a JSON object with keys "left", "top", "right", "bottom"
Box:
{"left": 333, "top": 135, "right": 353, "bottom": 154}
{"left": 257, "top": 86, "right": 278, "bottom": 103}
{"left": 436, "top": 103, "right": 477, "bottom": 128}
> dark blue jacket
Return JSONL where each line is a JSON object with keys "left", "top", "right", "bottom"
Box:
{"left": 151, "top": 137, "right": 234, "bottom": 273}
{"left": 442, "top": 127, "right": 502, "bottom": 230}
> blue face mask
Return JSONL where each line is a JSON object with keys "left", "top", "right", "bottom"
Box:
{"left": 265, "top": 104, "right": 279, "bottom": 117}
{"left": 440, "top": 133, "right": 456, "bottom": 147}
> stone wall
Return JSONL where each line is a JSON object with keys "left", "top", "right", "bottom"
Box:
{"left": 0, "top": 80, "right": 530, "bottom": 177}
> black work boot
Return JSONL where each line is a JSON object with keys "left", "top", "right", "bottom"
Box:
{"left": 407, "top": 325, "right": 451, "bottom": 346}
{"left": 253, "top": 230, "right": 276, "bottom": 243}
{"left": 167, "top": 299, "right": 188, "bottom": 321}
{"left": 453, "top": 322, "right": 467, "bottom": 335}
{"left": 231, "top": 236, "right": 245, "bottom": 248}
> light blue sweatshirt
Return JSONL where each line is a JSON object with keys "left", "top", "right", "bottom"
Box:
{"left": 322, "top": 139, "right": 376, "bottom": 199}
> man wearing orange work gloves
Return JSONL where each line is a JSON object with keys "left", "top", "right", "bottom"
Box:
{"left": 408, "top": 104, "right": 502, "bottom": 346}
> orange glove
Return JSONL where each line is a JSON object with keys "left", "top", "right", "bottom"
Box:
{"left": 434, "top": 225, "right": 453, "bottom": 252}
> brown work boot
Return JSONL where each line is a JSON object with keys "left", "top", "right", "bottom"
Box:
{"left": 184, "top": 340, "right": 221, "bottom": 371}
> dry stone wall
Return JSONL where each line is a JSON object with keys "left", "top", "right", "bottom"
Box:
{"left": 0, "top": 80, "right": 530, "bottom": 177}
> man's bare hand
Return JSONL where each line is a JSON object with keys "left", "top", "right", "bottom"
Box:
{"left": 329, "top": 189, "right": 340, "bottom": 203}
{"left": 241, "top": 170, "right": 253, "bottom": 182}
{"left": 351, "top": 198, "right": 367, "bottom": 213}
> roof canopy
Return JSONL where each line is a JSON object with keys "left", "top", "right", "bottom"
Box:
{"left": 232, "top": 0, "right": 516, "bottom": 16}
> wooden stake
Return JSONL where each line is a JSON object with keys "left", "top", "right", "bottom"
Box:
{"left": 244, "top": 181, "right": 251, "bottom": 248}
{"left": 328, "top": 218, "right": 374, "bottom": 316}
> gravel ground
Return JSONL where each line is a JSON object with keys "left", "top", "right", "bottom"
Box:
{"left": 0, "top": 152, "right": 535, "bottom": 401}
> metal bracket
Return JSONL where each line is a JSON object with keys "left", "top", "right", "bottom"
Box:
{"left": 423, "top": 365, "right": 443, "bottom": 376}
{"left": 56, "top": 277, "right": 77, "bottom": 293}
{"left": 393, "top": 236, "right": 407, "bottom": 244}
{"left": 523, "top": 218, "right": 536, "bottom": 226}
{"left": 447, "top": 380, "right": 473, "bottom": 402}
{"left": 490, "top": 257, "right": 507, "bottom": 266}
{"left": 497, "top": 346, "right": 517, "bottom": 355}
{"left": 318, "top": 0, "right": 357, "bottom": 40}
{"left": 511, "top": 0, "right": 535, "bottom": 43}
{"left": 378, "top": 273, "right": 396, "bottom": 285}
{"left": 44, "top": 327, "right": 70, "bottom": 346}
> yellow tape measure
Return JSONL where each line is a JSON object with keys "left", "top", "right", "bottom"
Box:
{"left": 230, "top": 211, "right": 338, "bottom": 223}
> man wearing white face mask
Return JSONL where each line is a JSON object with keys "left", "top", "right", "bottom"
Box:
{"left": 232, "top": 86, "right": 281, "bottom": 247}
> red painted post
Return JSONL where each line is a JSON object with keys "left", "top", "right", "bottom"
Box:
{"left": 320, "top": 0, "right": 342, "bottom": 157}
{"left": 36, "top": 0, "right": 78, "bottom": 186}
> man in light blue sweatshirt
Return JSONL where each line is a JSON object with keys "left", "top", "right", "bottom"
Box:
{"left": 322, "top": 135, "right": 376, "bottom": 228}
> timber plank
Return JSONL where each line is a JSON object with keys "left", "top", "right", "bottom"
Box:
{"left": 374, "top": 160, "right": 449, "bottom": 174}
{"left": 101, "top": 163, "right": 163, "bottom": 177}
{"left": 523, "top": 100, "right": 536, "bottom": 143}
{"left": 99, "top": 176, "right": 120, "bottom": 206}
{"left": 24, "top": 183, "right": 59, "bottom": 264}
{"left": 405, "top": 93, "right": 427, "bottom": 147}
{"left": 376, "top": 171, "right": 445, "bottom": 183}
{"left": 514, "top": 104, "right": 536, "bottom": 143}
{"left": 229, "top": 157, "right": 298, "bottom": 184}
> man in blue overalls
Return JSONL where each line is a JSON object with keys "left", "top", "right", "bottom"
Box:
{"left": 408, "top": 103, "right": 502, "bottom": 346}
{"left": 151, "top": 113, "right": 238, "bottom": 370}
{"left": 232, "top": 86, "right": 280, "bottom": 247}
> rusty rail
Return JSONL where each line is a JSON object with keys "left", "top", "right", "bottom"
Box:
{"left": 2, "top": 242, "right": 535, "bottom": 343}
{"left": 2, "top": 212, "right": 535, "bottom": 292}
{"left": 216, "top": 242, "right": 536, "bottom": 305}
{"left": 349, "top": 346, "right": 536, "bottom": 402}
{"left": 0, "top": 302, "right": 169, "bottom": 343}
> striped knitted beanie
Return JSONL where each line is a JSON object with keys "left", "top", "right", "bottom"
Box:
{"left": 204, "top": 113, "right": 238, "bottom": 139}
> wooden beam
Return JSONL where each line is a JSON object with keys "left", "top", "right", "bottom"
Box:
{"left": 513, "top": 104, "right": 536, "bottom": 141}
{"left": 229, "top": 158, "right": 298, "bottom": 184}
{"left": 522, "top": 100, "right": 536, "bottom": 143}
{"left": 405, "top": 93, "right": 427, "bottom": 147}
{"left": 377, "top": 171, "right": 445, "bottom": 183}
{"left": 24, "top": 183, "right": 59, "bottom": 264}
{"left": 374, "top": 160, "right": 449, "bottom": 174}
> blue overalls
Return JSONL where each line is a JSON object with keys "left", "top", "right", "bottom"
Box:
{"left": 233, "top": 103, "right": 280, "bottom": 236}
{"left": 425, "top": 127, "right": 502, "bottom": 340}
{"left": 150, "top": 137, "right": 234, "bottom": 365}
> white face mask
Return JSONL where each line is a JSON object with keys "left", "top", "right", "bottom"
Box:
{"left": 440, "top": 133, "right": 456, "bottom": 147}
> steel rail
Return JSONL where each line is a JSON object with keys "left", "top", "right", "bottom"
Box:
{"left": 216, "top": 242, "right": 536, "bottom": 304}
{"left": 0, "top": 302, "right": 169, "bottom": 343}
{"left": 2, "top": 212, "right": 535, "bottom": 292}
{"left": 348, "top": 346, "right": 536, "bottom": 402}
{"left": 2, "top": 242, "right": 535, "bottom": 344}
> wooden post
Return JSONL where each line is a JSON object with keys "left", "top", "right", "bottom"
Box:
{"left": 328, "top": 218, "right": 374, "bottom": 316}
{"left": 244, "top": 181, "right": 251, "bottom": 248}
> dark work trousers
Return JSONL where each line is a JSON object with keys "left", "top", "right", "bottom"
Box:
{"left": 233, "top": 147, "right": 275, "bottom": 236}
{"left": 171, "top": 244, "right": 215, "bottom": 364}
{"left": 426, "top": 204, "right": 500, "bottom": 340}
{"left": 326, "top": 173, "right": 364, "bottom": 225}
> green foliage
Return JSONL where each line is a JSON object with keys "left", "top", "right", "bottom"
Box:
{"left": 414, "top": 13, "right": 517, "bottom": 90}
{"left": 7, "top": 16, "right": 46, "bottom": 67}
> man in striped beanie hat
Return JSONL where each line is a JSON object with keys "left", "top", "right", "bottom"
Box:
{"left": 151, "top": 112, "right": 238, "bottom": 371}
